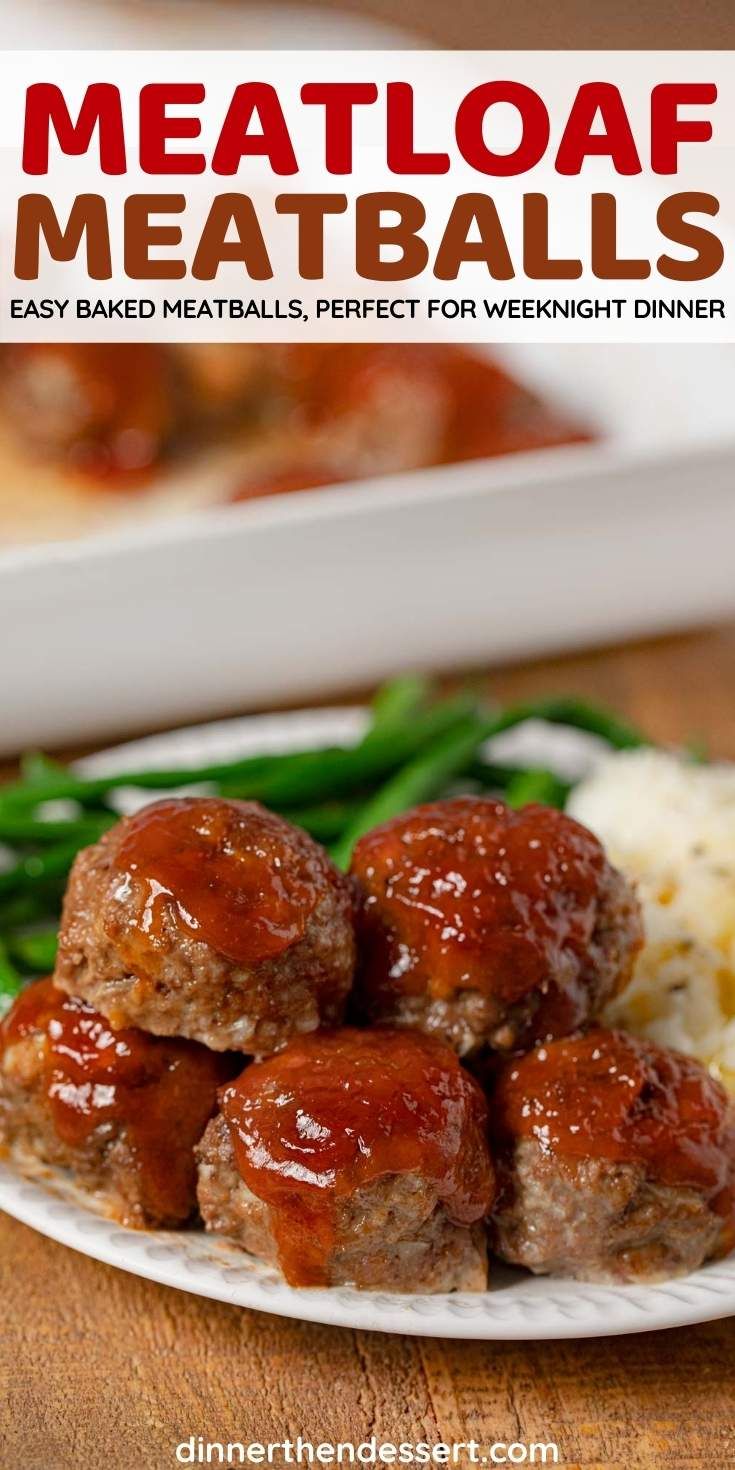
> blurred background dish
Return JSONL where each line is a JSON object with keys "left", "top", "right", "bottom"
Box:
{"left": 2, "top": 1, "right": 735, "bottom": 755}
{"left": 2, "top": 341, "right": 735, "bottom": 753}
{"left": 0, "top": 344, "right": 589, "bottom": 547}
{"left": 1, "top": 0, "right": 406, "bottom": 48}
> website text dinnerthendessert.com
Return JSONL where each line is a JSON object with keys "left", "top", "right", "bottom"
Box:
{"left": 173, "top": 1439, "right": 560, "bottom": 1467}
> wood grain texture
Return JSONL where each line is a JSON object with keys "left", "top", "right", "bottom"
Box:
{"left": 300, "top": 0, "right": 735, "bottom": 49}
{"left": 3, "top": 622, "right": 735, "bottom": 1469}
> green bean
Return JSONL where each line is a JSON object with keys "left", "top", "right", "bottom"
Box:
{"left": 330, "top": 713, "right": 495, "bottom": 869}
{"left": 330, "top": 694, "right": 619, "bottom": 865}
{"left": 0, "top": 813, "right": 114, "bottom": 846}
{"left": 0, "top": 893, "right": 59, "bottom": 930}
{"left": 484, "top": 696, "right": 646, "bottom": 750}
{"left": 218, "top": 695, "right": 477, "bottom": 807}
{"left": 504, "top": 768, "right": 571, "bottom": 810}
{"left": 0, "top": 752, "right": 279, "bottom": 814}
{"left": 366, "top": 674, "right": 429, "bottom": 734}
{"left": 0, "top": 842, "right": 82, "bottom": 897}
{"left": 0, "top": 692, "right": 644, "bottom": 823}
{"left": 6, "top": 929, "right": 58, "bottom": 973}
{"left": 467, "top": 758, "right": 534, "bottom": 789}
{"left": 272, "top": 679, "right": 431, "bottom": 835}
{"left": 0, "top": 938, "right": 22, "bottom": 1008}
{"left": 0, "top": 695, "right": 471, "bottom": 816}
{"left": 280, "top": 798, "right": 364, "bottom": 843}
{"left": 20, "top": 751, "right": 68, "bottom": 786}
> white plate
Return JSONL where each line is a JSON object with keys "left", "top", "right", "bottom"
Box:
{"left": 3, "top": 343, "right": 735, "bottom": 755}
{"left": 1, "top": 705, "right": 734, "bottom": 1340}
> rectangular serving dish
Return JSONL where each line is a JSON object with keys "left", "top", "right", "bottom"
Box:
{"left": 3, "top": 341, "right": 735, "bottom": 754}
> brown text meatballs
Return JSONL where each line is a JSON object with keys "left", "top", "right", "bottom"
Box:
{"left": 488, "top": 1028, "right": 735, "bottom": 1283}
{"left": 350, "top": 796, "right": 642, "bottom": 1056}
{"left": 197, "top": 1028, "right": 495, "bottom": 1291}
{"left": 0, "top": 978, "right": 233, "bottom": 1228}
{"left": 54, "top": 797, "right": 356, "bottom": 1053}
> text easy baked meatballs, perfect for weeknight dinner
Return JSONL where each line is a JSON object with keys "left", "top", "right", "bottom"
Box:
{"left": 197, "top": 1028, "right": 495, "bottom": 1291}
{"left": 350, "top": 796, "right": 642, "bottom": 1056}
{"left": 0, "top": 978, "right": 234, "bottom": 1228}
{"left": 53, "top": 797, "right": 356, "bottom": 1053}
{"left": 488, "top": 1027, "right": 735, "bottom": 1283}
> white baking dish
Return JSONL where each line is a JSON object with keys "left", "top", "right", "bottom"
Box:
{"left": 2, "top": 342, "right": 735, "bottom": 755}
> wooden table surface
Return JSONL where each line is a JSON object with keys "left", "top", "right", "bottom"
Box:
{"left": 3, "top": 623, "right": 735, "bottom": 1469}
{"left": 307, "top": 0, "right": 735, "bottom": 49}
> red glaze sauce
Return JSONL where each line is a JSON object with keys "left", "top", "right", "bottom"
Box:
{"left": 0, "top": 978, "right": 233, "bottom": 1224}
{"left": 111, "top": 798, "right": 334, "bottom": 968}
{"left": 351, "top": 797, "right": 632, "bottom": 1030}
{"left": 276, "top": 343, "right": 448, "bottom": 423}
{"left": 491, "top": 1028, "right": 735, "bottom": 1239}
{"left": 220, "top": 1027, "right": 495, "bottom": 1286}
{"left": 275, "top": 344, "right": 589, "bottom": 463}
{"left": 6, "top": 342, "right": 589, "bottom": 496}
{"left": 229, "top": 345, "right": 590, "bottom": 503}
{"left": 435, "top": 346, "right": 590, "bottom": 463}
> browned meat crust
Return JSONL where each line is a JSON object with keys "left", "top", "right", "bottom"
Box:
{"left": 54, "top": 803, "right": 356, "bottom": 1053}
{"left": 491, "top": 1138, "right": 728, "bottom": 1284}
{"left": 197, "top": 1114, "right": 488, "bottom": 1292}
{"left": 351, "top": 798, "right": 642, "bottom": 1057}
{"left": 0, "top": 1023, "right": 228, "bottom": 1230}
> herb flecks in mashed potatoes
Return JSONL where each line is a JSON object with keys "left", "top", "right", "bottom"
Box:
{"left": 569, "top": 749, "right": 735, "bottom": 1091}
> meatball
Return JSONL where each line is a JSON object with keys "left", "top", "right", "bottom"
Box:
{"left": 54, "top": 797, "right": 356, "bottom": 1053}
{"left": 229, "top": 346, "right": 589, "bottom": 505}
{"left": 171, "top": 344, "right": 265, "bottom": 421}
{"left": 271, "top": 345, "right": 589, "bottom": 482}
{"left": 1, "top": 344, "right": 175, "bottom": 477}
{"left": 488, "top": 1028, "right": 735, "bottom": 1283}
{"left": 274, "top": 344, "right": 452, "bottom": 477}
{"left": 0, "top": 978, "right": 234, "bottom": 1228}
{"left": 197, "top": 1028, "right": 494, "bottom": 1291}
{"left": 350, "top": 796, "right": 642, "bottom": 1056}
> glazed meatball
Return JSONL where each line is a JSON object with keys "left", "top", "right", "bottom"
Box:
{"left": 350, "top": 796, "right": 642, "bottom": 1056}
{"left": 488, "top": 1028, "right": 735, "bottom": 1283}
{"left": 54, "top": 798, "right": 356, "bottom": 1053}
{"left": 197, "top": 1028, "right": 494, "bottom": 1291}
{"left": 0, "top": 978, "right": 233, "bottom": 1228}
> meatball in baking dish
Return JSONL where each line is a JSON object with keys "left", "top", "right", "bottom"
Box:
{"left": 488, "top": 1028, "right": 735, "bottom": 1283}
{"left": 0, "top": 343, "right": 265, "bottom": 479}
{"left": 0, "top": 978, "right": 234, "bottom": 1228}
{"left": 350, "top": 796, "right": 642, "bottom": 1057}
{"left": 54, "top": 798, "right": 356, "bottom": 1053}
{"left": 0, "top": 344, "right": 177, "bottom": 477}
{"left": 266, "top": 344, "right": 590, "bottom": 483}
{"left": 197, "top": 1028, "right": 494, "bottom": 1291}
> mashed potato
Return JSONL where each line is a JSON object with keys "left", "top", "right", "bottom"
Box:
{"left": 569, "top": 749, "right": 735, "bottom": 1090}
